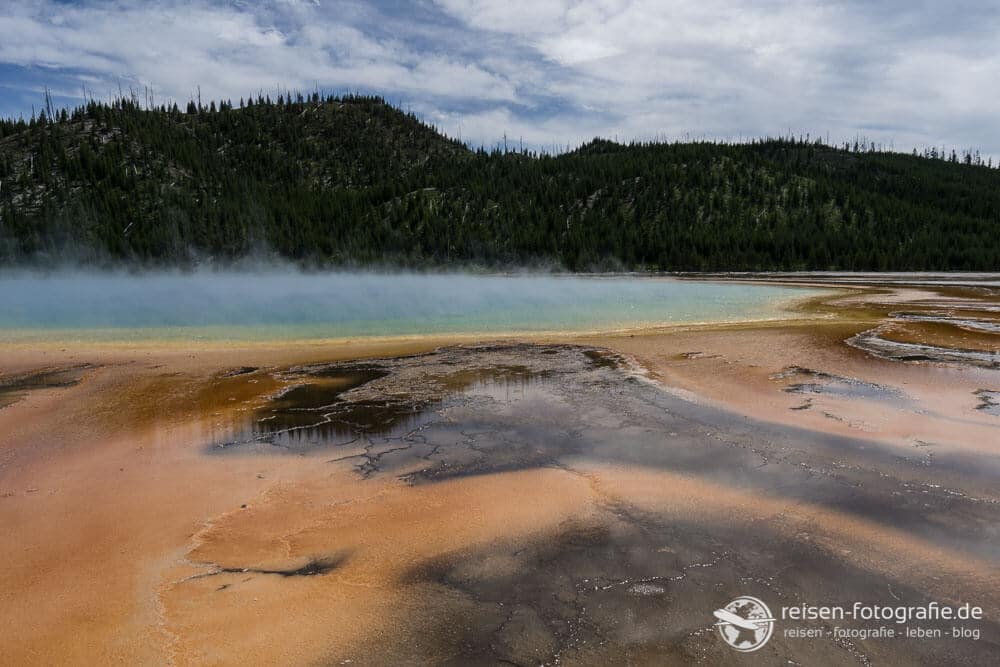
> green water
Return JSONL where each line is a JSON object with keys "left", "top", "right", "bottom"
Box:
{"left": 0, "top": 271, "right": 824, "bottom": 343}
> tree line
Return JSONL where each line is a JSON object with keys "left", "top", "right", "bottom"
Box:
{"left": 1, "top": 94, "right": 998, "bottom": 270}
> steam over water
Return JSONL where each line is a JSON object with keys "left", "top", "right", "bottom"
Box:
{"left": 0, "top": 271, "right": 821, "bottom": 342}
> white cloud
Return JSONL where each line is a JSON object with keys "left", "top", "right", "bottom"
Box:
{"left": 437, "top": 0, "right": 1000, "bottom": 156}
{"left": 536, "top": 35, "right": 621, "bottom": 65}
{"left": 0, "top": 0, "right": 516, "bottom": 106}
{"left": 1, "top": 0, "right": 998, "bottom": 158}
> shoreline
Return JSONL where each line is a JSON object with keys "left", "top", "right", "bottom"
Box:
{"left": 0, "top": 278, "right": 837, "bottom": 349}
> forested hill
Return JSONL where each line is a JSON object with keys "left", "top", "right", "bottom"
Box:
{"left": 1, "top": 93, "right": 998, "bottom": 270}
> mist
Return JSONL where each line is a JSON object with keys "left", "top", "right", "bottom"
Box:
{"left": 0, "top": 269, "right": 809, "bottom": 340}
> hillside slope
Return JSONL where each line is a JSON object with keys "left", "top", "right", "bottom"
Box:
{"left": 1, "top": 95, "right": 998, "bottom": 270}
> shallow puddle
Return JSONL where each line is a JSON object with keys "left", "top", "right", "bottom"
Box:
{"left": 210, "top": 348, "right": 560, "bottom": 453}
{"left": 772, "top": 366, "right": 909, "bottom": 406}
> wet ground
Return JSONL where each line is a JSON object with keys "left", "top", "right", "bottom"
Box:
{"left": 195, "top": 343, "right": 1000, "bottom": 665}
{"left": 975, "top": 390, "right": 1000, "bottom": 416}
{"left": 890, "top": 311, "right": 1000, "bottom": 334}
{"left": 824, "top": 282, "right": 999, "bottom": 354}
{"left": 847, "top": 327, "right": 1000, "bottom": 368}
{"left": 771, "top": 366, "right": 911, "bottom": 412}
{"left": 0, "top": 365, "right": 88, "bottom": 409}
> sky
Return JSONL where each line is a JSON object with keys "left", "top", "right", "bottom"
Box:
{"left": 1, "top": 0, "right": 997, "bottom": 158}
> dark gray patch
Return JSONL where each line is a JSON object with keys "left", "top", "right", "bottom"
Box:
{"left": 0, "top": 365, "right": 89, "bottom": 409}
{"left": 197, "top": 554, "right": 348, "bottom": 581}
{"left": 583, "top": 349, "right": 621, "bottom": 369}
{"left": 776, "top": 366, "right": 908, "bottom": 406}
{"left": 391, "top": 510, "right": 1000, "bottom": 666}
{"left": 974, "top": 389, "right": 1000, "bottom": 416}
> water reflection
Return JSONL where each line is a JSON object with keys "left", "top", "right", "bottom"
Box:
{"left": 211, "top": 360, "right": 552, "bottom": 452}
{"left": 774, "top": 366, "right": 911, "bottom": 406}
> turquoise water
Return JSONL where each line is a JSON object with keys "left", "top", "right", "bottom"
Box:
{"left": 0, "top": 271, "right": 823, "bottom": 343}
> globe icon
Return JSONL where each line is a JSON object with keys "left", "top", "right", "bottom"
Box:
{"left": 713, "top": 595, "right": 775, "bottom": 652}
